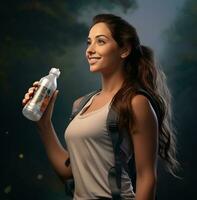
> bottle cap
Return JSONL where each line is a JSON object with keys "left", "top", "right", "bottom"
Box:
{"left": 49, "top": 68, "right": 61, "bottom": 77}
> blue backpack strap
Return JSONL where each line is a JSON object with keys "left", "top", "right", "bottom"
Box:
{"left": 107, "top": 88, "right": 160, "bottom": 199}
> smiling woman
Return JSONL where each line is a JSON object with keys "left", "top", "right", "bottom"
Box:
{"left": 86, "top": 23, "right": 125, "bottom": 75}
{"left": 22, "top": 13, "right": 180, "bottom": 200}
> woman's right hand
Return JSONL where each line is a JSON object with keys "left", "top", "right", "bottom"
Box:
{"left": 22, "top": 81, "right": 39, "bottom": 106}
{"left": 22, "top": 81, "right": 59, "bottom": 128}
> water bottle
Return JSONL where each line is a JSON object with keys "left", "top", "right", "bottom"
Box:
{"left": 22, "top": 68, "right": 60, "bottom": 121}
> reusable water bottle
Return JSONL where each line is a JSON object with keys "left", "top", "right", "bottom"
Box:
{"left": 22, "top": 68, "right": 60, "bottom": 121}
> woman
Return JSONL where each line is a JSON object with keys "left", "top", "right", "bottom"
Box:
{"left": 22, "top": 14, "right": 180, "bottom": 199}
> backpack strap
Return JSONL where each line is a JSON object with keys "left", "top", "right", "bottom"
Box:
{"left": 107, "top": 108, "right": 122, "bottom": 200}
{"left": 65, "top": 88, "right": 159, "bottom": 199}
{"left": 69, "top": 88, "right": 102, "bottom": 121}
{"left": 107, "top": 88, "right": 160, "bottom": 199}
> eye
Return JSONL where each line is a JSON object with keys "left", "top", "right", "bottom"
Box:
{"left": 97, "top": 39, "right": 105, "bottom": 45}
{"left": 86, "top": 40, "right": 91, "bottom": 46}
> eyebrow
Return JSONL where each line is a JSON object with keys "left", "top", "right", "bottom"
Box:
{"left": 87, "top": 35, "right": 109, "bottom": 40}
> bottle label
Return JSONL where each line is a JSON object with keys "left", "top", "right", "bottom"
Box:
{"left": 30, "top": 85, "right": 53, "bottom": 113}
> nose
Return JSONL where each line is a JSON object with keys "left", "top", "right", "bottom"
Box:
{"left": 86, "top": 43, "right": 96, "bottom": 55}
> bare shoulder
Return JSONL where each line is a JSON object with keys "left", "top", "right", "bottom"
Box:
{"left": 131, "top": 94, "right": 152, "bottom": 110}
{"left": 131, "top": 94, "right": 158, "bottom": 128}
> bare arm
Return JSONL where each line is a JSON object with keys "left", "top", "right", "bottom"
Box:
{"left": 22, "top": 81, "right": 83, "bottom": 182}
{"left": 130, "top": 95, "right": 158, "bottom": 200}
{"left": 36, "top": 120, "right": 72, "bottom": 182}
{"left": 36, "top": 94, "right": 84, "bottom": 182}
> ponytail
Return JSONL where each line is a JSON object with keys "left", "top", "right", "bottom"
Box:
{"left": 125, "top": 44, "right": 180, "bottom": 177}
{"left": 91, "top": 13, "right": 180, "bottom": 177}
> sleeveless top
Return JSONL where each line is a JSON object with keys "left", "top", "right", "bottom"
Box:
{"left": 64, "top": 91, "right": 135, "bottom": 200}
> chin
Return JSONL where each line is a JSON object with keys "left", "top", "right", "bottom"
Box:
{"left": 89, "top": 64, "right": 102, "bottom": 72}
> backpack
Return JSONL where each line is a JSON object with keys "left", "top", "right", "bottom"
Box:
{"left": 65, "top": 88, "right": 160, "bottom": 199}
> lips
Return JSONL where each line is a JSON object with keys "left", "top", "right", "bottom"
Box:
{"left": 88, "top": 57, "right": 101, "bottom": 64}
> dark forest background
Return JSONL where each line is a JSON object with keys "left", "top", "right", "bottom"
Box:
{"left": 0, "top": 0, "right": 196, "bottom": 199}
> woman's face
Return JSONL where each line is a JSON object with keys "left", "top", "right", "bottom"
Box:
{"left": 86, "top": 22, "right": 124, "bottom": 74}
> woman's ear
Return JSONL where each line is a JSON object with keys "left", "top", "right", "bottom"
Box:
{"left": 120, "top": 45, "right": 131, "bottom": 58}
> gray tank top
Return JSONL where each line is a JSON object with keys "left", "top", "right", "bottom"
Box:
{"left": 65, "top": 92, "right": 135, "bottom": 199}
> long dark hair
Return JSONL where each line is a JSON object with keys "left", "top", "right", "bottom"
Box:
{"left": 91, "top": 13, "right": 180, "bottom": 177}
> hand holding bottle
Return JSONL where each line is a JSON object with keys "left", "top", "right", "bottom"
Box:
{"left": 22, "top": 68, "right": 60, "bottom": 122}
{"left": 22, "top": 81, "right": 39, "bottom": 106}
{"left": 22, "top": 81, "right": 59, "bottom": 127}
